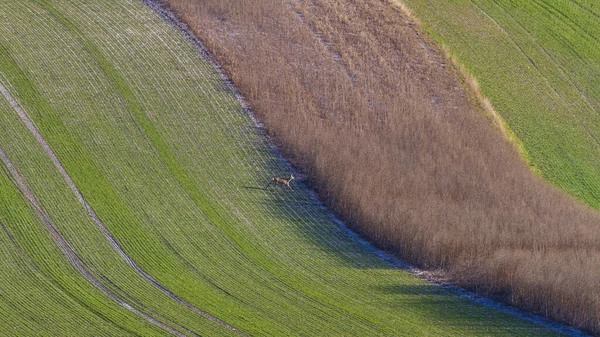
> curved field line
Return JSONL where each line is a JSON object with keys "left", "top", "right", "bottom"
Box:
{"left": 490, "top": 0, "right": 600, "bottom": 147}
{"left": 471, "top": 0, "right": 600, "bottom": 151}
{"left": 569, "top": 0, "right": 600, "bottom": 20}
{"left": 531, "top": 0, "right": 599, "bottom": 45}
{"left": 0, "top": 146, "right": 185, "bottom": 337}
{"left": 149, "top": 0, "right": 590, "bottom": 335}
{"left": 0, "top": 219, "right": 145, "bottom": 337}
{"left": 0, "top": 82, "right": 247, "bottom": 337}
{"left": 139, "top": 2, "right": 417, "bottom": 324}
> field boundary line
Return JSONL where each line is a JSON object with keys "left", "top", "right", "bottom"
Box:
{"left": 296, "top": 1, "right": 589, "bottom": 335}
{"left": 470, "top": 0, "right": 600, "bottom": 151}
{"left": 485, "top": 0, "right": 600, "bottom": 150}
{"left": 141, "top": 0, "right": 267, "bottom": 134}
{"left": 148, "top": 0, "right": 590, "bottom": 335}
{"left": 386, "top": 0, "right": 542, "bottom": 173}
{"left": 318, "top": 200, "right": 590, "bottom": 337}
{"left": 0, "top": 81, "right": 247, "bottom": 337}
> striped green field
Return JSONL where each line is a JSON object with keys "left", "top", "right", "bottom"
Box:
{"left": 0, "top": 0, "right": 566, "bottom": 335}
{"left": 399, "top": 0, "right": 600, "bottom": 209}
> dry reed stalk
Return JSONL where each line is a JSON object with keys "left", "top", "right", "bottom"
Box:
{"left": 164, "top": 0, "right": 600, "bottom": 333}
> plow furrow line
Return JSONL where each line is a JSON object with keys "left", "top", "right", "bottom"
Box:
{"left": 0, "top": 82, "right": 246, "bottom": 337}
{"left": 142, "top": 0, "right": 399, "bottom": 302}
{"left": 137, "top": 2, "right": 431, "bottom": 330}
{"left": 0, "top": 145, "right": 185, "bottom": 337}
{"left": 141, "top": 0, "right": 593, "bottom": 334}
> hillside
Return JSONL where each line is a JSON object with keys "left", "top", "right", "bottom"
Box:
{"left": 400, "top": 0, "right": 600, "bottom": 209}
{"left": 0, "top": 0, "right": 565, "bottom": 335}
{"left": 164, "top": 0, "right": 600, "bottom": 334}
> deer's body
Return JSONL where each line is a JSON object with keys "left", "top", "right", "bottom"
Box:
{"left": 268, "top": 174, "right": 294, "bottom": 190}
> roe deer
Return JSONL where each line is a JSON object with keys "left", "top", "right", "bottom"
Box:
{"left": 267, "top": 174, "right": 295, "bottom": 190}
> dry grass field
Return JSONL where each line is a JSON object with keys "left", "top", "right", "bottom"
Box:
{"left": 164, "top": 0, "right": 600, "bottom": 333}
{"left": 3, "top": 0, "right": 561, "bottom": 335}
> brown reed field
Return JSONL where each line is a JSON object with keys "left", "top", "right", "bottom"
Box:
{"left": 164, "top": 0, "right": 600, "bottom": 333}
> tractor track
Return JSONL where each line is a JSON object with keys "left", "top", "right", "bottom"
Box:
{"left": 0, "top": 145, "right": 186, "bottom": 337}
{"left": 142, "top": 0, "right": 591, "bottom": 335}
{"left": 0, "top": 82, "right": 246, "bottom": 337}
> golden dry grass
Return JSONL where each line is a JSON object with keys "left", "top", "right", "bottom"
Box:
{"left": 164, "top": 0, "right": 600, "bottom": 333}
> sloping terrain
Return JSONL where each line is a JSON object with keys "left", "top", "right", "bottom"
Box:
{"left": 400, "top": 0, "right": 600, "bottom": 209}
{"left": 0, "top": 0, "right": 565, "bottom": 336}
{"left": 392, "top": 1, "right": 600, "bottom": 331}
{"left": 163, "top": 0, "right": 600, "bottom": 334}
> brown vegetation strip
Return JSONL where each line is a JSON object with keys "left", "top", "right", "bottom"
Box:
{"left": 163, "top": 0, "right": 600, "bottom": 334}
{"left": 0, "top": 83, "right": 246, "bottom": 337}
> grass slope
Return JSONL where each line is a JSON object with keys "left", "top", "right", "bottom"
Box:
{"left": 0, "top": 0, "right": 563, "bottom": 335}
{"left": 0, "top": 97, "right": 166, "bottom": 336}
{"left": 398, "top": 0, "right": 600, "bottom": 209}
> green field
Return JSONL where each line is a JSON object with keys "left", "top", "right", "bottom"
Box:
{"left": 399, "top": 0, "right": 600, "bottom": 209}
{"left": 0, "top": 0, "right": 567, "bottom": 335}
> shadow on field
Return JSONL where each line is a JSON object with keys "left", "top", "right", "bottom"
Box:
{"left": 371, "top": 283, "right": 542, "bottom": 334}
{"left": 374, "top": 283, "right": 452, "bottom": 297}
{"left": 242, "top": 180, "right": 399, "bottom": 270}
{"left": 224, "top": 182, "right": 548, "bottom": 335}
